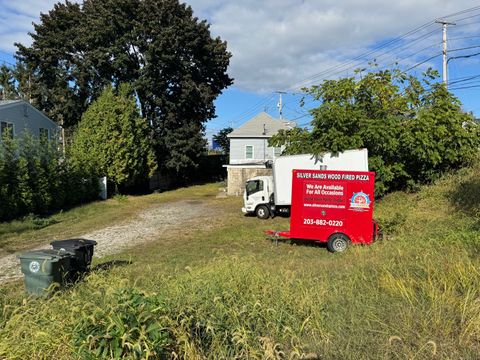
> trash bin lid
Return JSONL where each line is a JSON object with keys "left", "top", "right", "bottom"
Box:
{"left": 18, "top": 249, "right": 71, "bottom": 260}
{"left": 50, "top": 239, "right": 97, "bottom": 250}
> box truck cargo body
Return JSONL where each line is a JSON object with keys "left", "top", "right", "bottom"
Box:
{"left": 242, "top": 149, "right": 369, "bottom": 219}
{"left": 266, "top": 169, "right": 378, "bottom": 252}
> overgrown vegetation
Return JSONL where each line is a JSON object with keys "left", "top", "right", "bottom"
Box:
{"left": 0, "top": 133, "right": 98, "bottom": 221}
{"left": 0, "top": 161, "right": 479, "bottom": 358}
{"left": 270, "top": 67, "right": 480, "bottom": 196}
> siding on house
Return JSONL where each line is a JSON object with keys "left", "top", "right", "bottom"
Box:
{"left": 0, "top": 100, "right": 60, "bottom": 140}
{"left": 229, "top": 138, "right": 281, "bottom": 164}
{"left": 225, "top": 112, "right": 295, "bottom": 195}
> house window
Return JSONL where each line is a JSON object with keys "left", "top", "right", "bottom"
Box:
{"left": 39, "top": 128, "right": 49, "bottom": 145}
{"left": 1, "top": 121, "right": 14, "bottom": 139}
{"left": 274, "top": 147, "right": 282, "bottom": 157}
{"left": 245, "top": 145, "right": 254, "bottom": 159}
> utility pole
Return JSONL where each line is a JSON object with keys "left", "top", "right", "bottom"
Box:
{"left": 435, "top": 19, "right": 456, "bottom": 89}
{"left": 276, "top": 91, "right": 286, "bottom": 119}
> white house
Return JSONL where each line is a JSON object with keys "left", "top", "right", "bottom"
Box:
{"left": 0, "top": 100, "right": 60, "bottom": 142}
{"left": 225, "top": 112, "right": 296, "bottom": 195}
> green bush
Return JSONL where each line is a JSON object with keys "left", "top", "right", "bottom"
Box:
{"left": 73, "top": 287, "right": 174, "bottom": 359}
{"left": 0, "top": 133, "right": 99, "bottom": 221}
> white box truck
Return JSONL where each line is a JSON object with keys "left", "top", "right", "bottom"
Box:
{"left": 242, "top": 148, "right": 369, "bottom": 219}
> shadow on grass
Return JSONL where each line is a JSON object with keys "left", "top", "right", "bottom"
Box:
{"left": 268, "top": 237, "right": 328, "bottom": 249}
{"left": 0, "top": 216, "right": 60, "bottom": 238}
{"left": 91, "top": 260, "right": 133, "bottom": 272}
{"left": 449, "top": 175, "right": 480, "bottom": 217}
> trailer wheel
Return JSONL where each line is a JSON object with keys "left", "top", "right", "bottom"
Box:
{"left": 255, "top": 205, "right": 270, "bottom": 219}
{"left": 327, "top": 233, "right": 350, "bottom": 253}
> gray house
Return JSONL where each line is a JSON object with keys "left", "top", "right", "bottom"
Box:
{"left": 0, "top": 100, "right": 60, "bottom": 142}
{"left": 225, "top": 112, "right": 296, "bottom": 195}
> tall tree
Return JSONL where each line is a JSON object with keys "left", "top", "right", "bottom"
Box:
{"left": 70, "top": 84, "right": 157, "bottom": 192}
{"left": 16, "top": 1, "right": 87, "bottom": 128}
{"left": 16, "top": 0, "right": 233, "bottom": 178}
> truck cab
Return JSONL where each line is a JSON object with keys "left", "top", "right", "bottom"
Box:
{"left": 241, "top": 176, "right": 273, "bottom": 219}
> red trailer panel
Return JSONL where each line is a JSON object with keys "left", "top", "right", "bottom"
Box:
{"left": 287, "top": 170, "right": 376, "bottom": 251}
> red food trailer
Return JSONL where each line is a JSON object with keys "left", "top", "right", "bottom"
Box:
{"left": 266, "top": 170, "right": 378, "bottom": 252}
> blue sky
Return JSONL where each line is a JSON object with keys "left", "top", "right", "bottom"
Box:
{"left": 1, "top": 1, "right": 479, "bottom": 141}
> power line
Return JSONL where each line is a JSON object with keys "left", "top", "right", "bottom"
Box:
{"left": 291, "top": 114, "right": 310, "bottom": 121}
{"left": 377, "top": 37, "right": 441, "bottom": 72}
{"left": 285, "top": 22, "right": 438, "bottom": 91}
{"left": 449, "top": 44, "right": 480, "bottom": 53}
{"left": 291, "top": 6, "right": 480, "bottom": 89}
{"left": 442, "top": 5, "right": 480, "bottom": 19}
{"left": 449, "top": 35, "right": 480, "bottom": 41}
{"left": 448, "top": 51, "right": 480, "bottom": 63}
{"left": 448, "top": 12, "right": 480, "bottom": 22}
{"left": 449, "top": 73, "right": 480, "bottom": 85}
{"left": 449, "top": 84, "right": 480, "bottom": 90}
{"left": 403, "top": 53, "right": 442, "bottom": 72}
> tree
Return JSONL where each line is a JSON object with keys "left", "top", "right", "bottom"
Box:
{"left": 70, "top": 84, "right": 157, "bottom": 192}
{"left": 270, "top": 68, "right": 480, "bottom": 196}
{"left": 0, "top": 65, "right": 17, "bottom": 100}
{"left": 15, "top": 0, "right": 233, "bottom": 178}
{"left": 12, "top": 62, "right": 33, "bottom": 101}
{"left": 213, "top": 127, "right": 233, "bottom": 155}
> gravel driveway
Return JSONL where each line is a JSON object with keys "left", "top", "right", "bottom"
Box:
{"left": 0, "top": 199, "right": 217, "bottom": 284}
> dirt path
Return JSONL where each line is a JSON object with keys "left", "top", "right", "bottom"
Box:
{"left": 0, "top": 199, "right": 218, "bottom": 284}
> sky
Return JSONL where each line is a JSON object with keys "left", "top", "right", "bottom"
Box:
{"left": 1, "top": 0, "right": 479, "bottom": 141}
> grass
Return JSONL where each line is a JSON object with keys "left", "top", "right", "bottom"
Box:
{"left": 0, "top": 183, "right": 220, "bottom": 256}
{"left": 0, "top": 163, "right": 479, "bottom": 359}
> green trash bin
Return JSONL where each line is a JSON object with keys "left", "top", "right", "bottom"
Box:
{"left": 18, "top": 249, "right": 72, "bottom": 296}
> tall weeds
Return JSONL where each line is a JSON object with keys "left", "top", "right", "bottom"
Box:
{"left": 1, "top": 162, "right": 479, "bottom": 358}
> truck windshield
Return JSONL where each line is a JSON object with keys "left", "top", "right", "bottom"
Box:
{"left": 246, "top": 180, "right": 263, "bottom": 196}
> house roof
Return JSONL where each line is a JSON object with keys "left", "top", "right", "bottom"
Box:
{"left": 0, "top": 100, "right": 60, "bottom": 129}
{"left": 228, "top": 112, "right": 296, "bottom": 138}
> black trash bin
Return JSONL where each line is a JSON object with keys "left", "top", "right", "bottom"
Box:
{"left": 50, "top": 239, "right": 97, "bottom": 279}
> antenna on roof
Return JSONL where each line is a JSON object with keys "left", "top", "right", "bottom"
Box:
{"left": 276, "top": 91, "right": 286, "bottom": 119}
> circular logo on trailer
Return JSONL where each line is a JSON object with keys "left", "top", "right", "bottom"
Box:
{"left": 349, "top": 192, "right": 371, "bottom": 210}
{"left": 29, "top": 261, "right": 40, "bottom": 273}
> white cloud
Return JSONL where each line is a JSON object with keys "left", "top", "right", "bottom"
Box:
{"left": 0, "top": 0, "right": 64, "bottom": 53}
{"left": 189, "top": 0, "right": 479, "bottom": 92}
{"left": 0, "top": 0, "right": 478, "bottom": 92}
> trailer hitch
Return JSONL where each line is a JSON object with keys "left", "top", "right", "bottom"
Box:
{"left": 264, "top": 230, "right": 290, "bottom": 246}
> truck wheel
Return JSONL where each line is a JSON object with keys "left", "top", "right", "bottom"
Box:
{"left": 255, "top": 205, "right": 270, "bottom": 219}
{"left": 327, "top": 233, "right": 350, "bottom": 253}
